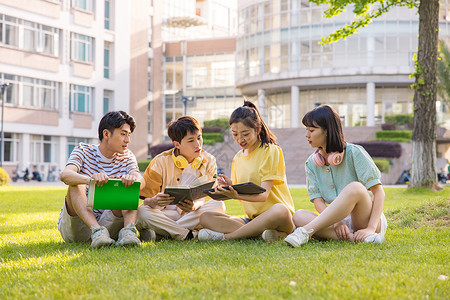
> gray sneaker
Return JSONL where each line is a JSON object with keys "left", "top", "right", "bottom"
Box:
{"left": 261, "top": 229, "right": 287, "bottom": 242}
{"left": 284, "top": 227, "right": 313, "bottom": 248}
{"left": 139, "top": 228, "right": 156, "bottom": 242}
{"left": 91, "top": 225, "right": 115, "bottom": 248}
{"left": 116, "top": 223, "right": 141, "bottom": 247}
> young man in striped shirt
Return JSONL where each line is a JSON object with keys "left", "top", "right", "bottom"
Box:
{"left": 58, "top": 111, "right": 142, "bottom": 248}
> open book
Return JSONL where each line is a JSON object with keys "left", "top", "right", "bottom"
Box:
{"left": 87, "top": 178, "right": 141, "bottom": 210}
{"left": 203, "top": 182, "right": 266, "bottom": 200}
{"left": 164, "top": 175, "right": 215, "bottom": 205}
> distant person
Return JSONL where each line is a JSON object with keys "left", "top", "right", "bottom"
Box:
{"left": 285, "top": 105, "right": 387, "bottom": 248}
{"left": 59, "top": 111, "right": 142, "bottom": 248}
{"left": 136, "top": 116, "right": 225, "bottom": 241}
{"left": 198, "top": 101, "right": 295, "bottom": 242}
{"left": 32, "top": 165, "right": 42, "bottom": 181}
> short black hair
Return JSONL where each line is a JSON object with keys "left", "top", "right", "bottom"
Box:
{"left": 302, "top": 105, "right": 345, "bottom": 153}
{"left": 98, "top": 111, "right": 136, "bottom": 141}
{"left": 167, "top": 116, "right": 202, "bottom": 142}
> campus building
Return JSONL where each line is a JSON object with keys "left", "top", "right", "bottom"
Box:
{"left": 0, "top": 0, "right": 149, "bottom": 179}
{"left": 151, "top": 0, "right": 450, "bottom": 165}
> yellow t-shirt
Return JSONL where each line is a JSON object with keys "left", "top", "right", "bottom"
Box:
{"left": 231, "top": 143, "right": 295, "bottom": 219}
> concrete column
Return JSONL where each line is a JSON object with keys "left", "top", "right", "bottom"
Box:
{"left": 366, "top": 82, "right": 375, "bottom": 126}
{"left": 21, "top": 134, "right": 30, "bottom": 170}
{"left": 291, "top": 86, "right": 300, "bottom": 128}
{"left": 58, "top": 136, "right": 67, "bottom": 171}
{"left": 257, "top": 89, "right": 266, "bottom": 120}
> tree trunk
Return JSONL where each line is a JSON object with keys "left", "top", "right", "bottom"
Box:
{"left": 410, "top": 0, "right": 440, "bottom": 188}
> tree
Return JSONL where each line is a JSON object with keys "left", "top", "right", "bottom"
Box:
{"left": 311, "top": 0, "right": 440, "bottom": 188}
{"left": 437, "top": 40, "right": 450, "bottom": 104}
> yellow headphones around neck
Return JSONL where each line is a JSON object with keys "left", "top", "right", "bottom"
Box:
{"left": 172, "top": 148, "right": 203, "bottom": 169}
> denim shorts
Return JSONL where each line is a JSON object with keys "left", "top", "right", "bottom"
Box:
{"left": 241, "top": 217, "right": 252, "bottom": 224}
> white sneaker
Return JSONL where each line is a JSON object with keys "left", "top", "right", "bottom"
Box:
{"left": 364, "top": 233, "right": 386, "bottom": 244}
{"left": 284, "top": 227, "right": 313, "bottom": 248}
{"left": 261, "top": 229, "right": 287, "bottom": 242}
{"left": 198, "top": 229, "right": 225, "bottom": 241}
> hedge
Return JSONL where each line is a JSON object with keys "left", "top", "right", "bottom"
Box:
{"left": 354, "top": 141, "right": 402, "bottom": 158}
{"left": 149, "top": 142, "right": 174, "bottom": 158}
{"left": 373, "top": 158, "right": 391, "bottom": 173}
{"left": 138, "top": 159, "right": 152, "bottom": 172}
{"left": 204, "top": 118, "right": 229, "bottom": 130}
{"left": 376, "top": 130, "right": 412, "bottom": 141}
{"left": 384, "top": 114, "right": 414, "bottom": 125}
{"left": 0, "top": 167, "right": 10, "bottom": 185}
{"left": 203, "top": 132, "right": 224, "bottom": 145}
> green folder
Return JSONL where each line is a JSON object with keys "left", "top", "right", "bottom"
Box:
{"left": 87, "top": 178, "right": 141, "bottom": 210}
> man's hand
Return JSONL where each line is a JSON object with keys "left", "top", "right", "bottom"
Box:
{"left": 333, "top": 221, "right": 353, "bottom": 241}
{"left": 177, "top": 199, "right": 195, "bottom": 213}
{"left": 91, "top": 173, "right": 109, "bottom": 187}
{"left": 143, "top": 192, "right": 174, "bottom": 209}
{"left": 121, "top": 173, "right": 138, "bottom": 187}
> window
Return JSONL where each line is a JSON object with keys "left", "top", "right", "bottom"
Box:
{"left": 2, "top": 132, "right": 18, "bottom": 163}
{"left": 72, "top": 0, "right": 93, "bottom": 12}
{"left": 0, "top": 73, "right": 58, "bottom": 109}
{"left": 104, "top": 42, "right": 110, "bottom": 78}
{"left": 70, "top": 84, "right": 91, "bottom": 113}
{"left": 0, "top": 15, "right": 58, "bottom": 55}
{"left": 104, "top": 0, "right": 110, "bottom": 29}
{"left": 30, "top": 135, "right": 57, "bottom": 164}
{"left": 67, "top": 137, "right": 89, "bottom": 157}
{"left": 103, "top": 90, "right": 113, "bottom": 114}
{"left": 71, "top": 33, "right": 92, "bottom": 62}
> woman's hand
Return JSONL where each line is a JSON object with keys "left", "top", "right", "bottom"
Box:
{"left": 353, "top": 228, "right": 376, "bottom": 242}
{"left": 333, "top": 221, "right": 352, "bottom": 241}
{"left": 217, "top": 174, "right": 232, "bottom": 187}
{"left": 209, "top": 185, "right": 238, "bottom": 200}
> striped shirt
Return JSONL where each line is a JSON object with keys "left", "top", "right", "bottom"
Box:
{"left": 67, "top": 143, "right": 139, "bottom": 178}
{"left": 67, "top": 143, "right": 139, "bottom": 216}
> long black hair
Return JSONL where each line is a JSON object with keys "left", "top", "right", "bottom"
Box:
{"left": 229, "top": 100, "right": 277, "bottom": 147}
{"left": 302, "top": 105, "right": 345, "bottom": 153}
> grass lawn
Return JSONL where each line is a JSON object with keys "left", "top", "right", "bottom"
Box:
{"left": 0, "top": 186, "right": 449, "bottom": 299}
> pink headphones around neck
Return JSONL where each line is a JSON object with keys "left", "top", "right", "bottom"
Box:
{"left": 313, "top": 148, "right": 344, "bottom": 166}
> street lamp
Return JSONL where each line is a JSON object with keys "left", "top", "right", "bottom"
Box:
{"left": 0, "top": 82, "right": 10, "bottom": 168}
{"left": 180, "top": 96, "right": 193, "bottom": 116}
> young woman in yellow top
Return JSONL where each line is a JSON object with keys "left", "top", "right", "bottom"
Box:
{"left": 198, "top": 101, "right": 295, "bottom": 242}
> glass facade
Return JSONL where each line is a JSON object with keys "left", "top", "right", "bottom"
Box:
{"left": 236, "top": 0, "right": 450, "bottom": 128}
{"left": 163, "top": 52, "right": 241, "bottom": 130}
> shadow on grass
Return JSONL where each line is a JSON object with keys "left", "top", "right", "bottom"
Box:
{"left": 0, "top": 220, "right": 56, "bottom": 235}
{"left": 0, "top": 241, "right": 91, "bottom": 262}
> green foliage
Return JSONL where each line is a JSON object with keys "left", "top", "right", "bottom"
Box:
{"left": 203, "top": 118, "right": 229, "bottom": 130}
{"left": 376, "top": 130, "right": 412, "bottom": 142}
{"left": 0, "top": 167, "right": 9, "bottom": 185}
{"left": 437, "top": 40, "right": 450, "bottom": 104}
{"left": 309, "top": 0, "right": 417, "bottom": 44}
{"left": 138, "top": 159, "right": 152, "bottom": 172}
{"left": 373, "top": 158, "right": 391, "bottom": 173}
{"left": 203, "top": 132, "right": 224, "bottom": 145}
{"left": 384, "top": 114, "right": 414, "bottom": 125}
{"left": 0, "top": 186, "right": 449, "bottom": 298}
